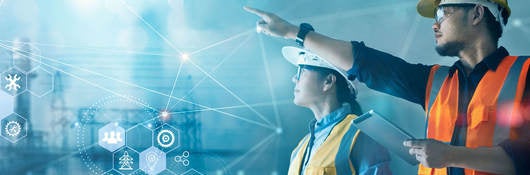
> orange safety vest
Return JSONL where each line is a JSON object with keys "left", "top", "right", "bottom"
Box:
{"left": 288, "top": 114, "right": 360, "bottom": 175}
{"left": 419, "top": 56, "right": 530, "bottom": 175}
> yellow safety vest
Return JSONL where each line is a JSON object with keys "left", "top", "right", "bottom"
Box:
{"left": 288, "top": 114, "right": 361, "bottom": 175}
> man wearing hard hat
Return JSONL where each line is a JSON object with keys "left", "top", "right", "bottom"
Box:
{"left": 282, "top": 46, "right": 391, "bottom": 175}
{"left": 245, "top": 0, "right": 529, "bottom": 174}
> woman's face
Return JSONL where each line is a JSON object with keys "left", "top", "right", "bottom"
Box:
{"left": 292, "top": 66, "right": 326, "bottom": 107}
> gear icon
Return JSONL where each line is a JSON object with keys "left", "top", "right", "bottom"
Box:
{"left": 5, "top": 121, "right": 21, "bottom": 137}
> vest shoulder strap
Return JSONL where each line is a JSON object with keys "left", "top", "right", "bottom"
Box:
{"left": 335, "top": 115, "right": 360, "bottom": 175}
{"left": 427, "top": 65, "right": 450, "bottom": 114}
{"left": 498, "top": 56, "right": 529, "bottom": 102}
{"left": 494, "top": 56, "right": 530, "bottom": 144}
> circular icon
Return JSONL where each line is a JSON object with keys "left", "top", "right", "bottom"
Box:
{"left": 162, "top": 135, "right": 170, "bottom": 142}
{"left": 182, "top": 151, "right": 189, "bottom": 157}
{"left": 5, "top": 121, "right": 21, "bottom": 137}
{"left": 157, "top": 129, "right": 175, "bottom": 148}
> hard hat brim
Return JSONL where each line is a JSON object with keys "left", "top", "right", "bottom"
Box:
{"left": 281, "top": 46, "right": 358, "bottom": 97}
{"left": 417, "top": 0, "right": 511, "bottom": 19}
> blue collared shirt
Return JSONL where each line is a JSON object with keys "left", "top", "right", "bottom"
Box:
{"left": 300, "top": 103, "right": 392, "bottom": 175}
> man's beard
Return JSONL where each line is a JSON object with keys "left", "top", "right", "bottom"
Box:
{"left": 435, "top": 41, "right": 465, "bottom": 57}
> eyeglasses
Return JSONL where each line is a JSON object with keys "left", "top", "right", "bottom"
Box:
{"left": 294, "top": 65, "right": 331, "bottom": 80}
{"left": 434, "top": 4, "right": 476, "bottom": 24}
{"left": 295, "top": 66, "right": 311, "bottom": 81}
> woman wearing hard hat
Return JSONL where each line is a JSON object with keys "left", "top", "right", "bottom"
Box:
{"left": 282, "top": 46, "right": 392, "bottom": 175}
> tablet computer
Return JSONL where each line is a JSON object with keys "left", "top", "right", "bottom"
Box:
{"left": 351, "top": 110, "right": 419, "bottom": 165}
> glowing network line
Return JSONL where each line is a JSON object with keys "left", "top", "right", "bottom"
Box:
{"left": 118, "top": 0, "right": 183, "bottom": 55}
{"left": 241, "top": 134, "right": 277, "bottom": 170}
{"left": 168, "top": 100, "right": 291, "bottom": 115}
{"left": 186, "top": 58, "right": 275, "bottom": 127}
{"left": 4, "top": 1, "right": 287, "bottom": 172}
{"left": 164, "top": 57, "right": 185, "bottom": 111}
{"left": 224, "top": 132, "right": 276, "bottom": 170}
{"left": 258, "top": 34, "right": 282, "bottom": 127}
{"left": 0, "top": 39, "right": 179, "bottom": 58}
{"left": 399, "top": 15, "right": 421, "bottom": 58}
{"left": 2, "top": 44, "right": 281, "bottom": 173}
{"left": 189, "top": 29, "right": 254, "bottom": 56}
{"left": 167, "top": 32, "right": 254, "bottom": 111}
{"left": 118, "top": 0, "right": 275, "bottom": 128}
{"left": 0, "top": 43, "right": 276, "bottom": 130}
{"left": 0, "top": 43, "right": 158, "bottom": 112}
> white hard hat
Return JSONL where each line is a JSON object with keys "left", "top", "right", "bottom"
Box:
{"left": 282, "top": 46, "right": 357, "bottom": 96}
{"left": 417, "top": 0, "right": 509, "bottom": 25}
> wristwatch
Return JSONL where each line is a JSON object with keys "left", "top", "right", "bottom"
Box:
{"left": 296, "top": 23, "right": 314, "bottom": 47}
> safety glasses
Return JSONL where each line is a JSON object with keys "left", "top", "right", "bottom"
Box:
{"left": 295, "top": 65, "right": 332, "bottom": 80}
{"left": 435, "top": 3, "right": 476, "bottom": 24}
{"left": 295, "top": 65, "right": 311, "bottom": 81}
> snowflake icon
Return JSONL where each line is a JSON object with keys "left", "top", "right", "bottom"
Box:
{"left": 4, "top": 74, "right": 21, "bottom": 91}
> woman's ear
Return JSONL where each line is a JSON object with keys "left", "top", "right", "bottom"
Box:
{"left": 322, "top": 74, "right": 336, "bottom": 91}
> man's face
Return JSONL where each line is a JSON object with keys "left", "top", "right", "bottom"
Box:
{"left": 433, "top": 4, "right": 475, "bottom": 56}
{"left": 292, "top": 66, "right": 325, "bottom": 107}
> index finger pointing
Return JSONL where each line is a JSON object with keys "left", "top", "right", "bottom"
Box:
{"left": 243, "top": 6, "right": 271, "bottom": 22}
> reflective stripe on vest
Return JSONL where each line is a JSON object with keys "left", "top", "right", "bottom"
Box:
{"left": 426, "top": 65, "right": 451, "bottom": 138}
{"left": 494, "top": 56, "right": 529, "bottom": 145}
{"left": 288, "top": 114, "right": 360, "bottom": 175}
{"left": 420, "top": 56, "right": 530, "bottom": 175}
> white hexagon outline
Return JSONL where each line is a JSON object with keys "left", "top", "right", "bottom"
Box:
{"left": 125, "top": 124, "right": 154, "bottom": 153}
{"left": 139, "top": 146, "right": 167, "bottom": 175}
{"left": 11, "top": 42, "right": 43, "bottom": 73}
{"left": 180, "top": 169, "right": 205, "bottom": 175}
{"left": 153, "top": 124, "right": 181, "bottom": 153}
{"left": 27, "top": 67, "right": 54, "bottom": 98}
{"left": 98, "top": 122, "right": 126, "bottom": 152}
{"left": 1, "top": 67, "right": 28, "bottom": 96}
{"left": 112, "top": 146, "right": 141, "bottom": 175}
{"left": 165, "top": 149, "right": 194, "bottom": 173}
{"left": 103, "top": 169, "right": 122, "bottom": 175}
{"left": 0, "top": 113, "right": 28, "bottom": 143}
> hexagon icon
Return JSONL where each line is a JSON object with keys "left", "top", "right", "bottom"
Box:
{"left": 102, "top": 169, "right": 122, "bottom": 175}
{"left": 126, "top": 125, "right": 153, "bottom": 152}
{"left": 140, "top": 147, "right": 166, "bottom": 175}
{"left": 0, "top": 91, "right": 14, "bottom": 119}
{"left": 153, "top": 124, "right": 181, "bottom": 152}
{"left": 1, "top": 68, "right": 27, "bottom": 96}
{"left": 113, "top": 147, "right": 140, "bottom": 174}
{"left": 27, "top": 67, "right": 54, "bottom": 97}
{"left": 98, "top": 122, "right": 126, "bottom": 152}
{"left": 1, "top": 113, "right": 28, "bottom": 143}
{"left": 166, "top": 150, "right": 193, "bottom": 173}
